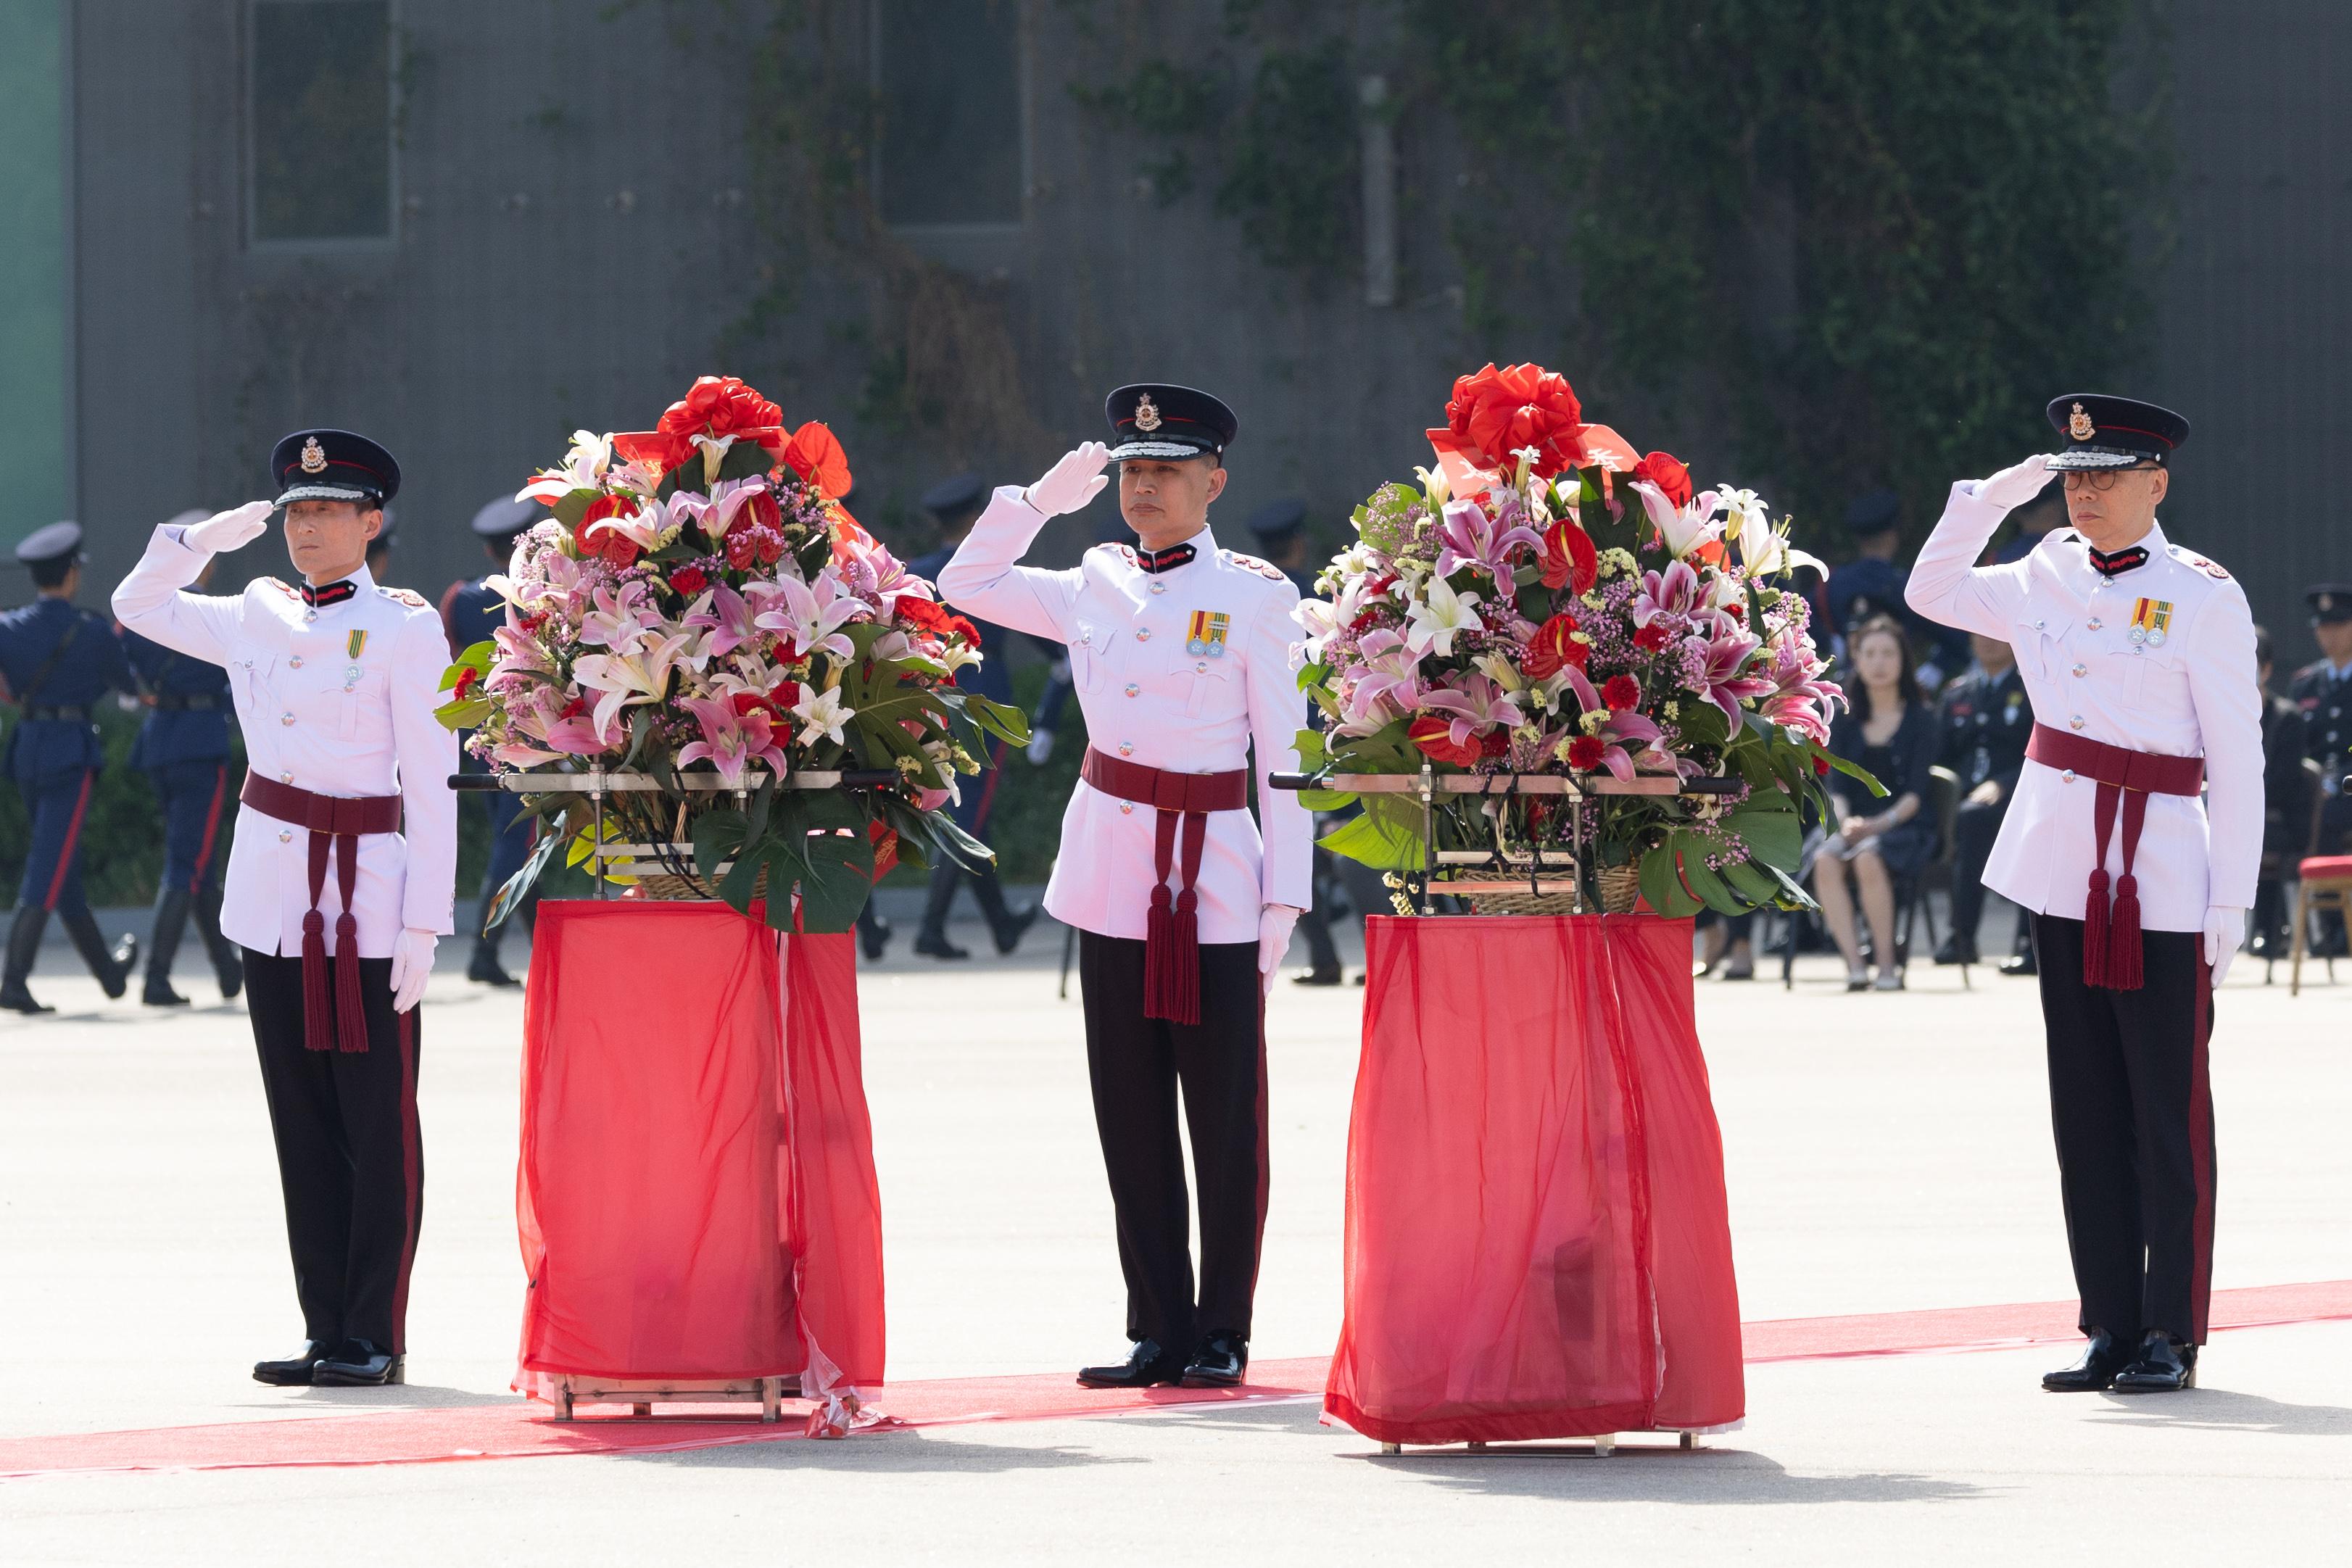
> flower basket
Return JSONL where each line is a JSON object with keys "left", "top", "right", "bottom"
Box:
{"left": 1291, "top": 361, "right": 1879, "bottom": 918}
{"left": 433, "top": 377, "right": 1028, "bottom": 934}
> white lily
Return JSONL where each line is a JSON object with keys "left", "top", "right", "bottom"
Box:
{"left": 571, "top": 631, "right": 692, "bottom": 744}
{"left": 518, "top": 430, "right": 613, "bottom": 503}
{"left": 1413, "top": 463, "right": 1452, "bottom": 510}
{"left": 1404, "top": 573, "right": 1483, "bottom": 658}
{"left": 1473, "top": 652, "right": 1526, "bottom": 694}
{"left": 694, "top": 432, "right": 738, "bottom": 490}
{"left": 1738, "top": 514, "right": 1828, "bottom": 579}
{"left": 790, "top": 681, "right": 856, "bottom": 747}
{"left": 1717, "top": 486, "right": 1768, "bottom": 544}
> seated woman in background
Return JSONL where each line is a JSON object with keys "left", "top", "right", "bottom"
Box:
{"left": 1813, "top": 614, "right": 1940, "bottom": 992}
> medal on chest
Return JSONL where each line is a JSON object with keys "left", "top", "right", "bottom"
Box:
{"left": 2128, "top": 597, "right": 2173, "bottom": 648}
{"left": 1185, "top": 610, "right": 1230, "bottom": 658}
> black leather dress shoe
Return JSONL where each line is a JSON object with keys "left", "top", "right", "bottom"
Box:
{"left": 254, "top": 1340, "right": 339, "bottom": 1386}
{"left": 312, "top": 1340, "right": 405, "bottom": 1386}
{"left": 993, "top": 903, "right": 1042, "bottom": 955}
{"left": 2000, "top": 949, "right": 2038, "bottom": 978}
{"left": 1076, "top": 1338, "right": 1182, "bottom": 1389}
{"left": 2111, "top": 1331, "right": 2197, "bottom": 1393}
{"left": 1932, "top": 934, "right": 1978, "bottom": 967}
{"left": 1292, "top": 964, "right": 1343, "bottom": 987}
{"left": 467, "top": 945, "right": 519, "bottom": 987}
{"left": 2042, "top": 1328, "right": 2134, "bottom": 1392}
{"left": 858, "top": 913, "right": 893, "bottom": 962}
{"left": 914, "top": 934, "right": 970, "bottom": 961}
{"left": 1180, "top": 1332, "right": 1249, "bottom": 1387}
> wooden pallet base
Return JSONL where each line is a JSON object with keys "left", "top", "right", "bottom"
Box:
{"left": 547, "top": 1374, "right": 802, "bottom": 1422}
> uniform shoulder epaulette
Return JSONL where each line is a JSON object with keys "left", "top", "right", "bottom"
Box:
{"left": 260, "top": 577, "right": 300, "bottom": 600}
{"left": 1091, "top": 542, "right": 1139, "bottom": 565}
{"left": 378, "top": 586, "right": 432, "bottom": 609}
{"left": 2166, "top": 545, "right": 2230, "bottom": 581}
{"left": 1220, "top": 549, "right": 1287, "bottom": 583}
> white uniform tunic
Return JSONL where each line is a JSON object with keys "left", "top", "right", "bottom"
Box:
{"left": 1907, "top": 486, "right": 2262, "bottom": 932}
{"left": 113, "top": 526, "right": 458, "bottom": 956}
{"left": 939, "top": 489, "right": 1312, "bottom": 942}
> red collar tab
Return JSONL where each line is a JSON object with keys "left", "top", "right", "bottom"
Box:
{"left": 1138, "top": 542, "right": 1198, "bottom": 575}
{"left": 2087, "top": 544, "right": 2150, "bottom": 578}
{"left": 300, "top": 578, "right": 360, "bottom": 607}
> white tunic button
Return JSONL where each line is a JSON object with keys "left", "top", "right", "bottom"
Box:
{"left": 2087, "top": 618, "right": 2103, "bottom": 631}
{"left": 1125, "top": 683, "right": 1140, "bottom": 697}
{"left": 1118, "top": 743, "right": 1134, "bottom": 756}
{"left": 2035, "top": 619, "right": 2046, "bottom": 631}
{"left": 1150, "top": 583, "right": 1166, "bottom": 595}
{"left": 1135, "top": 629, "right": 1151, "bottom": 642}
{"left": 289, "top": 655, "right": 304, "bottom": 668}
{"left": 2071, "top": 663, "right": 2087, "bottom": 677}
{"left": 281, "top": 713, "right": 295, "bottom": 726}
{"left": 1195, "top": 661, "right": 1208, "bottom": 673}
{"left": 278, "top": 830, "right": 292, "bottom": 843}
{"left": 304, "top": 610, "right": 318, "bottom": 623}
{"left": 2061, "top": 769, "right": 2077, "bottom": 783}
{"left": 280, "top": 771, "right": 294, "bottom": 782}
{"left": 1119, "top": 802, "right": 1134, "bottom": 816}
{"left": 2069, "top": 715, "right": 2085, "bottom": 731}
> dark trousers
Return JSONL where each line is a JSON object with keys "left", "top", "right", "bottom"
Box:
{"left": 2032, "top": 915, "right": 2215, "bottom": 1344}
{"left": 244, "top": 948, "right": 425, "bottom": 1352}
{"left": 1295, "top": 845, "right": 1343, "bottom": 971}
{"left": 1949, "top": 796, "right": 2010, "bottom": 942}
{"left": 1077, "top": 932, "right": 1269, "bottom": 1351}
{"left": 152, "top": 759, "right": 233, "bottom": 894}
{"left": 12, "top": 766, "right": 96, "bottom": 916}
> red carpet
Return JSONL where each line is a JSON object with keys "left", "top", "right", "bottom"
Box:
{"left": 4, "top": 1279, "right": 2346, "bottom": 1480}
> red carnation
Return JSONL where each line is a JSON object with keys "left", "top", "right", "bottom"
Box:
{"left": 1631, "top": 450, "right": 1693, "bottom": 510}
{"left": 1408, "top": 715, "right": 1483, "bottom": 769}
{"left": 578, "top": 495, "right": 641, "bottom": 568}
{"left": 1479, "top": 728, "right": 1512, "bottom": 758}
{"left": 1603, "top": 674, "right": 1642, "bottom": 710}
{"left": 731, "top": 684, "right": 800, "bottom": 722}
{"left": 1439, "top": 362, "right": 1586, "bottom": 479}
{"left": 895, "top": 595, "right": 955, "bottom": 638}
{"left": 1633, "top": 622, "right": 1673, "bottom": 652}
{"left": 669, "top": 564, "right": 709, "bottom": 597}
{"left": 451, "top": 665, "right": 481, "bottom": 702}
{"left": 1814, "top": 755, "right": 1831, "bottom": 776}
{"left": 948, "top": 614, "right": 980, "bottom": 645}
{"left": 1539, "top": 517, "right": 1599, "bottom": 594}
{"left": 1522, "top": 612, "right": 1589, "bottom": 680}
{"left": 1568, "top": 734, "right": 1607, "bottom": 772}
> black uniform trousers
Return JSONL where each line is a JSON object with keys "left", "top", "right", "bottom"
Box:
{"left": 2032, "top": 915, "right": 2214, "bottom": 1345}
{"left": 1077, "top": 932, "right": 1269, "bottom": 1352}
{"left": 243, "top": 948, "right": 424, "bottom": 1353}
{"left": 1947, "top": 795, "right": 2010, "bottom": 942}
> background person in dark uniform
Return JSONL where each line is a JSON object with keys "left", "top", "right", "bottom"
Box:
{"left": 1, "top": 522, "right": 140, "bottom": 1013}
{"left": 1933, "top": 631, "right": 2034, "bottom": 971}
{"left": 123, "top": 510, "right": 245, "bottom": 1006}
{"left": 439, "top": 495, "right": 540, "bottom": 985}
{"left": 2287, "top": 584, "right": 2352, "bottom": 955}
{"left": 1246, "top": 497, "right": 1344, "bottom": 986}
{"left": 1829, "top": 488, "right": 1968, "bottom": 688}
{"left": 1992, "top": 484, "right": 2068, "bottom": 565}
{"left": 904, "top": 472, "right": 1039, "bottom": 961}
{"left": 365, "top": 509, "right": 397, "bottom": 584}
{"left": 2252, "top": 624, "right": 2313, "bottom": 958}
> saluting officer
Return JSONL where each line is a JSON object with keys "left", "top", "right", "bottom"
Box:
{"left": 906, "top": 472, "right": 1040, "bottom": 961}
{"left": 439, "top": 494, "right": 540, "bottom": 986}
{"left": 113, "top": 430, "right": 457, "bottom": 1388}
{"left": 1, "top": 522, "right": 140, "bottom": 1013}
{"left": 1931, "top": 631, "right": 2034, "bottom": 973}
{"left": 123, "top": 510, "right": 247, "bottom": 1006}
{"left": 1909, "top": 394, "right": 2262, "bottom": 1395}
{"left": 2287, "top": 586, "right": 2352, "bottom": 953}
{"left": 940, "top": 385, "right": 1312, "bottom": 1390}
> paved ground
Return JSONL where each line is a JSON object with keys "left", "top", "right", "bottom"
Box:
{"left": 3, "top": 906, "right": 2348, "bottom": 1563}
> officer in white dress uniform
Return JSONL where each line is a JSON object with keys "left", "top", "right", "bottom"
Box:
{"left": 940, "top": 384, "right": 1312, "bottom": 1390}
{"left": 1908, "top": 394, "right": 2261, "bottom": 1395}
{"left": 113, "top": 430, "right": 456, "bottom": 1390}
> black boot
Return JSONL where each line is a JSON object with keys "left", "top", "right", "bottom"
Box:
{"left": 467, "top": 936, "right": 518, "bottom": 987}
{"left": 194, "top": 879, "right": 242, "bottom": 1000}
{"left": 1, "top": 905, "right": 53, "bottom": 1014}
{"left": 856, "top": 904, "right": 893, "bottom": 962}
{"left": 969, "top": 868, "right": 1039, "bottom": 955}
{"left": 914, "top": 861, "right": 969, "bottom": 959}
{"left": 144, "top": 888, "right": 193, "bottom": 1006}
{"left": 59, "top": 908, "right": 136, "bottom": 1000}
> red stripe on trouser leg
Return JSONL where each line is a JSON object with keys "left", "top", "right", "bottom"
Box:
{"left": 189, "top": 764, "right": 228, "bottom": 892}
{"left": 41, "top": 772, "right": 94, "bottom": 911}
{"left": 390, "top": 1005, "right": 422, "bottom": 1356}
{"left": 2189, "top": 960, "right": 2216, "bottom": 1343}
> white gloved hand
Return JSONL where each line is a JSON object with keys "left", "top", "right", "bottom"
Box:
{"left": 182, "top": 499, "right": 277, "bottom": 555}
{"left": 1026, "top": 729, "right": 1057, "bottom": 766}
{"left": 2202, "top": 906, "right": 2245, "bottom": 988}
{"left": 389, "top": 928, "right": 439, "bottom": 1013}
{"left": 1258, "top": 904, "right": 1303, "bottom": 997}
{"left": 1975, "top": 453, "right": 2056, "bottom": 512}
{"left": 1024, "top": 442, "right": 1111, "bottom": 518}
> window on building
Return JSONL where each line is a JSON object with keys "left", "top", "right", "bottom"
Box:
{"left": 249, "top": 0, "right": 393, "bottom": 244}
{"left": 874, "top": 0, "right": 1022, "bottom": 228}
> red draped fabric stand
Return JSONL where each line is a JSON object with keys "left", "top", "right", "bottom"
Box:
{"left": 1325, "top": 914, "right": 1744, "bottom": 1445}
{"left": 513, "top": 901, "right": 885, "bottom": 1407}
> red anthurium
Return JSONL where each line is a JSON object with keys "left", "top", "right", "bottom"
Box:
{"left": 782, "top": 421, "right": 853, "bottom": 498}
{"left": 1539, "top": 517, "right": 1600, "bottom": 594}
{"left": 1408, "top": 715, "right": 1483, "bottom": 768}
{"left": 1522, "top": 612, "right": 1589, "bottom": 679}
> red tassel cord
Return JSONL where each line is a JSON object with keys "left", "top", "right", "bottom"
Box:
{"left": 2107, "top": 873, "right": 2145, "bottom": 991}
{"left": 1167, "top": 888, "right": 1201, "bottom": 1028}
{"left": 334, "top": 910, "right": 369, "bottom": 1050}
{"left": 2082, "top": 866, "right": 2111, "bottom": 990}
{"left": 301, "top": 909, "right": 333, "bottom": 1051}
{"left": 1144, "top": 883, "right": 1177, "bottom": 1022}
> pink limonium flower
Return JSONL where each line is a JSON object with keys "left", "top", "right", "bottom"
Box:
{"left": 676, "top": 694, "right": 790, "bottom": 790}
{"left": 1684, "top": 621, "right": 1773, "bottom": 728}
{"left": 1433, "top": 497, "right": 1544, "bottom": 584}
{"left": 753, "top": 568, "right": 867, "bottom": 664}
{"left": 682, "top": 584, "right": 761, "bottom": 660}
{"left": 1417, "top": 671, "right": 1525, "bottom": 751}
{"left": 1633, "top": 559, "right": 1705, "bottom": 629}
{"left": 1753, "top": 634, "right": 1846, "bottom": 744}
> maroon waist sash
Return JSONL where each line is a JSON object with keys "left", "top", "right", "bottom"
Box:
{"left": 1080, "top": 749, "right": 1249, "bottom": 1026}
{"left": 2024, "top": 723, "right": 2203, "bottom": 992}
{"left": 240, "top": 775, "right": 402, "bottom": 1051}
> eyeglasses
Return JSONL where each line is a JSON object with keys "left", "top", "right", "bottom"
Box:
{"left": 2061, "top": 465, "right": 2159, "bottom": 492}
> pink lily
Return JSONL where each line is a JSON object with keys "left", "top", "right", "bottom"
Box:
{"left": 669, "top": 477, "right": 769, "bottom": 542}
{"left": 572, "top": 632, "right": 693, "bottom": 744}
{"left": 836, "top": 531, "right": 926, "bottom": 617}
{"left": 1333, "top": 629, "right": 1425, "bottom": 736}
{"left": 1634, "top": 560, "right": 1704, "bottom": 628}
{"left": 753, "top": 568, "right": 868, "bottom": 663}
{"left": 683, "top": 584, "right": 760, "bottom": 660}
{"left": 1416, "top": 671, "right": 1525, "bottom": 750}
{"left": 676, "top": 694, "right": 790, "bottom": 789}
{"left": 577, "top": 578, "right": 661, "bottom": 652}
{"left": 1631, "top": 481, "right": 1723, "bottom": 560}
{"left": 580, "top": 494, "right": 679, "bottom": 558}
{"left": 1685, "top": 623, "right": 1773, "bottom": 728}
{"left": 1434, "top": 497, "right": 1544, "bottom": 584}
{"left": 1754, "top": 636, "right": 1846, "bottom": 744}
{"left": 508, "top": 687, "right": 610, "bottom": 758}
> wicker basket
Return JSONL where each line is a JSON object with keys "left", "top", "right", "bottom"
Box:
{"left": 1444, "top": 863, "right": 1641, "bottom": 916}
{"left": 600, "top": 843, "right": 767, "bottom": 903}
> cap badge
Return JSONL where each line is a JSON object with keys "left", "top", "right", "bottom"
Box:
{"left": 299, "top": 436, "right": 328, "bottom": 474}
{"left": 2068, "top": 403, "right": 2095, "bottom": 442}
{"left": 1133, "top": 395, "right": 1163, "bottom": 434}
